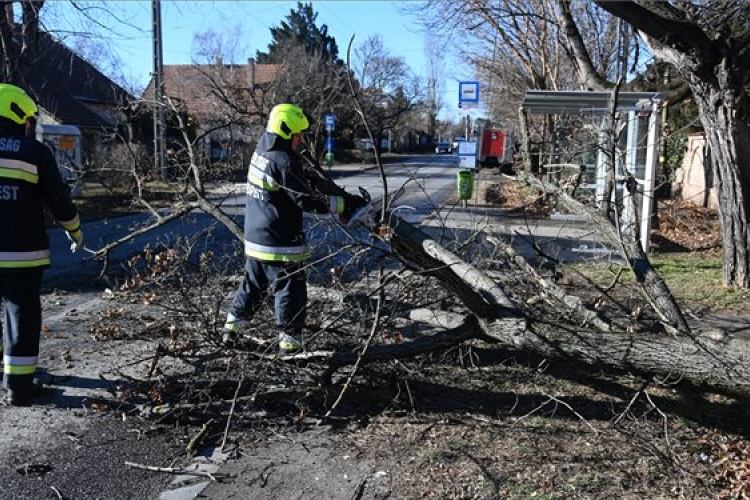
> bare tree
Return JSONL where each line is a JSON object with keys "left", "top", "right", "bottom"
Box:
{"left": 0, "top": 0, "right": 44, "bottom": 82}
{"left": 410, "top": 0, "right": 750, "bottom": 291}
{"left": 556, "top": 0, "right": 750, "bottom": 287}
{"left": 192, "top": 25, "right": 249, "bottom": 66}
{"left": 270, "top": 39, "right": 352, "bottom": 158}
{"left": 354, "top": 35, "right": 422, "bottom": 153}
{"left": 424, "top": 32, "right": 446, "bottom": 139}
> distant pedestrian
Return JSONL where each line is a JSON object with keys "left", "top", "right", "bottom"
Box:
{"left": 0, "top": 84, "right": 83, "bottom": 406}
{"left": 223, "top": 103, "right": 366, "bottom": 354}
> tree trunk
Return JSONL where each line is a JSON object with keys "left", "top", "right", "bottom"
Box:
{"left": 689, "top": 77, "right": 750, "bottom": 287}
{"left": 589, "top": 0, "right": 750, "bottom": 288}
{"left": 319, "top": 212, "right": 750, "bottom": 397}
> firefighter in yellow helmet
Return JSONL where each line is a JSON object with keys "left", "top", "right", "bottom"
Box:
{"left": 0, "top": 84, "right": 83, "bottom": 405}
{"left": 223, "top": 104, "right": 366, "bottom": 354}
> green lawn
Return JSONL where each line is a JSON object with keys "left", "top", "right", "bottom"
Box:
{"left": 568, "top": 253, "right": 750, "bottom": 314}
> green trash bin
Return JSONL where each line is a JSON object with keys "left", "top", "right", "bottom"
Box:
{"left": 457, "top": 169, "right": 475, "bottom": 200}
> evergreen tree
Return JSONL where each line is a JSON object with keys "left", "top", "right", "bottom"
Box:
{"left": 256, "top": 2, "right": 340, "bottom": 64}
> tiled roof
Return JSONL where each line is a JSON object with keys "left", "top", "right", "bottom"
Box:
{"left": 143, "top": 62, "right": 281, "bottom": 120}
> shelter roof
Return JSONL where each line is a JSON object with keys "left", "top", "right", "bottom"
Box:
{"left": 521, "top": 90, "right": 662, "bottom": 114}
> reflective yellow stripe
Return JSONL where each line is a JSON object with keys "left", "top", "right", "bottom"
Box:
{"left": 0, "top": 158, "right": 38, "bottom": 175}
{"left": 244, "top": 241, "right": 309, "bottom": 262}
{"left": 58, "top": 214, "right": 81, "bottom": 232}
{"left": 329, "top": 196, "right": 344, "bottom": 214}
{"left": 0, "top": 250, "right": 50, "bottom": 268}
{"left": 248, "top": 175, "right": 279, "bottom": 192}
{"left": 0, "top": 166, "right": 38, "bottom": 184}
{"left": 4, "top": 364, "right": 36, "bottom": 375}
{"left": 4, "top": 355, "right": 37, "bottom": 375}
{"left": 245, "top": 248, "right": 309, "bottom": 262}
{"left": 0, "top": 258, "right": 50, "bottom": 268}
{"left": 247, "top": 153, "right": 279, "bottom": 191}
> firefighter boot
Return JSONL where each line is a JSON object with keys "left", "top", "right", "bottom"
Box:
{"left": 222, "top": 314, "right": 252, "bottom": 346}
{"left": 4, "top": 380, "right": 49, "bottom": 406}
{"left": 278, "top": 332, "right": 303, "bottom": 356}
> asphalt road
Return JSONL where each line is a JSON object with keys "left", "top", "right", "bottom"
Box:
{"left": 1, "top": 153, "right": 465, "bottom": 500}
{"left": 44, "top": 153, "right": 461, "bottom": 283}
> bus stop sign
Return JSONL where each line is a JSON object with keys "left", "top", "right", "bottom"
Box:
{"left": 324, "top": 113, "right": 336, "bottom": 131}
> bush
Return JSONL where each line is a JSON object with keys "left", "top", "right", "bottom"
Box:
{"left": 85, "top": 143, "right": 154, "bottom": 194}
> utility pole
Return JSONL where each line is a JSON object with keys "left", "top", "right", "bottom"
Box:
{"left": 152, "top": 0, "right": 167, "bottom": 179}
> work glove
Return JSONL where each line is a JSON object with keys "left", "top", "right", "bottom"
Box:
{"left": 340, "top": 194, "right": 368, "bottom": 225}
{"left": 66, "top": 229, "right": 84, "bottom": 253}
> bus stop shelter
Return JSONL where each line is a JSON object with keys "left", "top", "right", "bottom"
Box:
{"left": 519, "top": 90, "right": 662, "bottom": 252}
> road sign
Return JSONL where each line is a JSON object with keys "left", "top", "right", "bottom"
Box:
{"left": 326, "top": 137, "right": 334, "bottom": 152}
{"left": 459, "top": 81, "right": 480, "bottom": 104}
{"left": 457, "top": 140, "right": 477, "bottom": 169}
{"left": 457, "top": 140, "right": 477, "bottom": 156}
{"left": 324, "top": 113, "right": 336, "bottom": 131}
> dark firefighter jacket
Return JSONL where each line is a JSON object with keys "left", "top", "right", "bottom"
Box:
{"left": 244, "top": 131, "right": 344, "bottom": 262}
{"left": 0, "top": 130, "right": 80, "bottom": 270}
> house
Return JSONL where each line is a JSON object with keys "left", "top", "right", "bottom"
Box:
{"left": 141, "top": 58, "right": 281, "bottom": 163}
{"left": 673, "top": 133, "right": 718, "bottom": 210}
{"left": 20, "top": 31, "right": 133, "bottom": 160}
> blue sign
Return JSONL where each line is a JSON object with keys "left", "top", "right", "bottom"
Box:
{"left": 458, "top": 81, "right": 480, "bottom": 103}
{"left": 324, "top": 113, "right": 336, "bottom": 130}
{"left": 326, "top": 137, "right": 334, "bottom": 152}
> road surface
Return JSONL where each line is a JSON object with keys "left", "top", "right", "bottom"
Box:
{"left": 0, "top": 153, "right": 465, "bottom": 500}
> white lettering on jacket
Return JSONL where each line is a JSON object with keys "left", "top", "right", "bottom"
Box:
{"left": 0, "top": 138, "right": 21, "bottom": 152}
{"left": 247, "top": 183, "right": 265, "bottom": 201}
{"left": 0, "top": 184, "right": 19, "bottom": 201}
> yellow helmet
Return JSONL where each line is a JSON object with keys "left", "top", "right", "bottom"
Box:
{"left": 0, "top": 83, "right": 37, "bottom": 125}
{"left": 267, "top": 104, "right": 309, "bottom": 140}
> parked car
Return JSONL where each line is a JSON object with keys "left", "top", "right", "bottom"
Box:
{"left": 435, "top": 142, "right": 451, "bottom": 154}
{"left": 356, "top": 138, "right": 375, "bottom": 150}
{"left": 356, "top": 138, "right": 376, "bottom": 163}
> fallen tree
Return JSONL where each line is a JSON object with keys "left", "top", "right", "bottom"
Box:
{"left": 317, "top": 210, "right": 750, "bottom": 398}
{"left": 81, "top": 35, "right": 749, "bottom": 405}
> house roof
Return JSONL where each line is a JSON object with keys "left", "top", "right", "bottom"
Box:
{"left": 22, "top": 31, "right": 134, "bottom": 129}
{"left": 143, "top": 62, "right": 281, "bottom": 120}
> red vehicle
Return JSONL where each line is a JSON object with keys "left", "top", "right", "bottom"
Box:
{"left": 479, "top": 129, "right": 514, "bottom": 171}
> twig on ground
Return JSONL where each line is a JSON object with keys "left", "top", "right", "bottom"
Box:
{"left": 644, "top": 390, "right": 678, "bottom": 467}
{"left": 350, "top": 477, "right": 368, "bottom": 500}
{"left": 514, "top": 393, "right": 598, "bottom": 434}
{"left": 546, "top": 394, "right": 599, "bottom": 434}
{"left": 221, "top": 378, "right": 243, "bottom": 451}
{"left": 187, "top": 418, "right": 214, "bottom": 454}
{"left": 324, "top": 268, "right": 386, "bottom": 420}
{"left": 146, "top": 344, "right": 163, "bottom": 378}
{"left": 124, "top": 461, "right": 226, "bottom": 480}
{"left": 612, "top": 379, "right": 651, "bottom": 427}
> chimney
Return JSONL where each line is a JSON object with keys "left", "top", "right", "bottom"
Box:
{"left": 247, "top": 57, "right": 256, "bottom": 90}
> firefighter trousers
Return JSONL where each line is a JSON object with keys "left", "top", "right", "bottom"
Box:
{"left": 1, "top": 269, "right": 43, "bottom": 392}
{"left": 229, "top": 259, "right": 306, "bottom": 335}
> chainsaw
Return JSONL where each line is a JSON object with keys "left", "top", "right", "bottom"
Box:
{"left": 298, "top": 148, "right": 377, "bottom": 229}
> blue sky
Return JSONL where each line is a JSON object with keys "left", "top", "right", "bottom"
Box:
{"left": 55, "top": 1, "right": 471, "bottom": 121}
